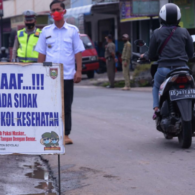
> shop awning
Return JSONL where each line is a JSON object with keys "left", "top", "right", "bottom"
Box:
{"left": 66, "top": 4, "right": 93, "bottom": 16}
{"left": 65, "top": 2, "right": 119, "bottom": 17}
{"left": 58, "top": 2, "right": 119, "bottom": 34}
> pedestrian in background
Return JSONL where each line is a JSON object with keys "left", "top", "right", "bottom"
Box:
{"left": 121, "top": 34, "right": 131, "bottom": 91}
{"left": 12, "top": 10, "right": 41, "bottom": 62}
{"left": 105, "top": 34, "right": 116, "bottom": 88}
{"left": 35, "top": 0, "right": 85, "bottom": 145}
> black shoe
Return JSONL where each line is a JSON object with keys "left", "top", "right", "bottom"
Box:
{"left": 152, "top": 109, "right": 160, "bottom": 120}
{"left": 106, "top": 85, "right": 114, "bottom": 88}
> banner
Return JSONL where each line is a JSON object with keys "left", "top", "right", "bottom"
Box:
{"left": 0, "top": 0, "right": 3, "bottom": 17}
{"left": 0, "top": 63, "right": 65, "bottom": 155}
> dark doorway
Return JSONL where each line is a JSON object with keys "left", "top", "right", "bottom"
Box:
{"left": 97, "top": 18, "right": 115, "bottom": 57}
{"left": 85, "top": 21, "right": 92, "bottom": 39}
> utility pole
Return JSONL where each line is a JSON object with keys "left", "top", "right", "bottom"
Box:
{"left": 0, "top": 0, "right": 4, "bottom": 47}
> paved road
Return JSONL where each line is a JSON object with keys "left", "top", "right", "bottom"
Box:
{"left": 0, "top": 155, "right": 57, "bottom": 195}
{"left": 44, "top": 85, "right": 195, "bottom": 195}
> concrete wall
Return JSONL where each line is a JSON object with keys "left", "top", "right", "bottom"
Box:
{"left": 3, "top": 0, "right": 70, "bottom": 18}
{"left": 3, "top": 0, "right": 15, "bottom": 18}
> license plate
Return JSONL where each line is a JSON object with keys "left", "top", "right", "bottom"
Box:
{"left": 169, "top": 89, "right": 195, "bottom": 101}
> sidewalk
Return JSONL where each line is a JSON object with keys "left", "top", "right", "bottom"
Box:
{"left": 78, "top": 71, "right": 152, "bottom": 92}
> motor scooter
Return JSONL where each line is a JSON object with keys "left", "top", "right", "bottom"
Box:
{"left": 135, "top": 39, "right": 195, "bottom": 148}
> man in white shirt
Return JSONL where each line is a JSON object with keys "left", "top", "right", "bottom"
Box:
{"left": 35, "top": 0, "right": 85, "bottom": 144}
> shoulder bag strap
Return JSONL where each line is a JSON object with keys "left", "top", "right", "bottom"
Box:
{"left": 158, "top": 26, "right": 177, "bottom": 55}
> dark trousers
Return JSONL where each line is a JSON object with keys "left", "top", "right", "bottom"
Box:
{"left": 106, "top": 59, "right": 115, "bottom": 87}
{"left": 64, "top": 80, "right": 74, "bottom": 135}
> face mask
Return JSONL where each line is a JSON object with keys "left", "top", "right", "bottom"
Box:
{"left": 51, "top": 11, "right": 64, "bottom": 21}
{"left": 44, "top": 140, "right": 50, "bottom": 144}
{"left": 52, "top": 140, "right": 58, "bottom": 144}
{"left": 25, "top": 23, "right": 35, "bottom": 30}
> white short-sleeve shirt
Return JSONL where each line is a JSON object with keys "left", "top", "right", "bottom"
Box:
{"left": 35, "top": 22, "right": 85, "bottom": 80}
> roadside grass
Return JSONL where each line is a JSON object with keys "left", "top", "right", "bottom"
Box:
{"left": 94, "top": 79, "right": 151, "bottom": 88}
{"left": 101, "top": 80, "right": 125, "bottom": 88}
{"left": 94, "top": 62, "right": 195, "bottom": 88}
{"left": 94, "top": 63, "right": 152, "bottom": 88}
{"left": 133, "top": 64, "right": 151, "bottom": 77}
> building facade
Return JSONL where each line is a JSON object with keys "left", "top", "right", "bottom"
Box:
{"left": 119, "top": 0, "right": 195, "bottom": 53}
{"left": 1, "top": 0, "right": 120, "bottom": 57}
{"left": 170, "top": 0, "right": 195, "bottom": 32}
{"left": 65, "top": 2, "right": 119, "bottom": 57}
{"left": 0, "top": 0, "right": 70, "bottom": 47}
{"left": 3, "top": 0, "right": 70, "bottom": 18}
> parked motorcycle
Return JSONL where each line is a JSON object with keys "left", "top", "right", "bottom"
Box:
{"left": 131, "top": 52, "right": 141, "bottom": 70}
{"left": 135, "top": 39, "right": 195, "bottom": 148}
{"left": 131, "top": 40, "right": 150, "bottom": 70}
{"left": 0, "top": 57, "right": 9, "bottom": 62}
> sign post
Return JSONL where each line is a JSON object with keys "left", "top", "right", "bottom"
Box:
{"left": 58, "top": 155, "right": 61, "bottom": 194}
{"left": 0, "top": 0, "right": 3, "bottom": 46}
{"left": 0, "top": 62, "right": 65, "bottom": 194}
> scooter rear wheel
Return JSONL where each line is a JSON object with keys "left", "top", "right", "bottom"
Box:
{"left": 178, "top": 121, "right": 192, "bottom": 149}
{"left": 163, "top": 133, "right": 173, "bottom": 140}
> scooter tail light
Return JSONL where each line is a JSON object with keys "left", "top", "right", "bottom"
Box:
{"left": 170, "top": 75, "right": 178, "bottom": 82}
{"left": 187, "top": 75, "right": 193, "bottom": 81}
{"left": 179, "top": 85, "right": 185, "bottom": 89}
{"left": 175, "top": 76, "right": 189, "bottom": 83}
{"left": 170, "top": 75, "right": 190, "bottom": 83}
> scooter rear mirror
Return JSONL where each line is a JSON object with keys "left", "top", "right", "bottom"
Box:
{"left": 134, "top": 40, "right": 146, "bottom": 47}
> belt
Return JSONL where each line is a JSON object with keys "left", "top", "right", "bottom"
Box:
{"left": 18, "top": 57, "right": 38, "bottom": 62}
{"left": 168, "top": 66, "right": 183, "bottom": 69}
{"left": 160, "top": 65, "right": 183, "bottom": 69}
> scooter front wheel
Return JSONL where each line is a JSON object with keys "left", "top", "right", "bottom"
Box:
{"left": 178, "top": 121, "right": 192, "bottom": 149}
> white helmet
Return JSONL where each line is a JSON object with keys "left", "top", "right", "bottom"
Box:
{"left": 159, "top": 3, "right": 181, "bottom": 25}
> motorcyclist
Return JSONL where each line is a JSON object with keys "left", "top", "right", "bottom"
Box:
{"left": 140, "top": 3, "right": 194, "bottom": 119}
{"left": 0, "top": 47, "right": 8, "bottom": 59}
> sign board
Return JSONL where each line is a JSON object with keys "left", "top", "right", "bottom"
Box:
{"left": 172, "top": 0, "right": 195, "bottom": 29}
{"left": 120, "top": 0, "right": 131, "bottom": 20}
{"left": 132, "top": 0, "right": 159, "bottom": 17}
{"left": 120, "top": 0, "right": 158, "bottom": 22}
{"left": 0, "top": 0, "right": 3, "bottom": 17}
{"left": 0, "top": 63, "right": 65, "bottom": 155}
